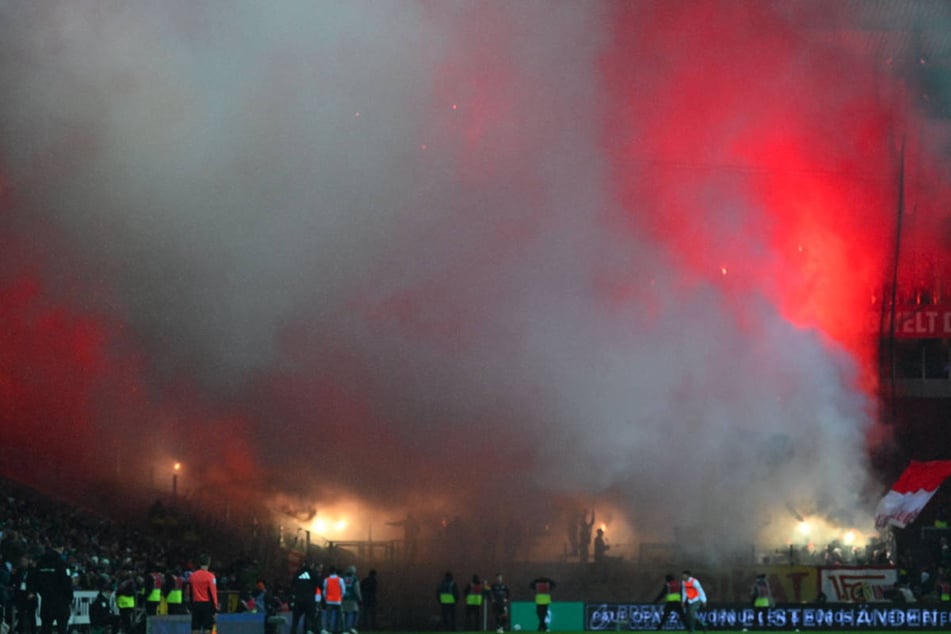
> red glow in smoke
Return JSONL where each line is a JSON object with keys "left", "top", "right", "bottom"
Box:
{"left": 0, "top": 273, "right": 108, "bottom": 466}
{"left": 602, "top": 1, "right": 912, "bottom": 379}
{"left": 0, "top": 221, "right": 262, "bottom": 498}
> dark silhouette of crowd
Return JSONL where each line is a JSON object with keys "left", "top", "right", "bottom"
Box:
{"left": 6, "top": 471, "right": 951, "bottom": 634}
{"left": 0, "top": 478, "right": 286, "bottom": 634}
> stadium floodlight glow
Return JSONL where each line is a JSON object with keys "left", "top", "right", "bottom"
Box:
{"left": 172, "top": 462, "right": 181, "bottom": 495}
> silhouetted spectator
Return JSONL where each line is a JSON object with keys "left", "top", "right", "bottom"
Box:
{"left": 89, "top": 581, "right": 115, "bottom": 634}
{"left": 30, "top": 539, "right": 73, "bottom": 634}
{"left": 12, "top": 553, "right": 37, "bottom": 634}
{"left": 578, "top": 511, "right": 595, "bottom": 564}
{"left": 290, "top": 561, "right": 318, "bottom": 634}
{"left": 341, "top": 565, "right": 361, "bottom": 634}
{"left": 359, "top": 570, "right": 377, "bottom": 631}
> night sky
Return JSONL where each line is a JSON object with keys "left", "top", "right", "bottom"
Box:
{"left": 1, "top": 1, "right": 950, "bottom": 559}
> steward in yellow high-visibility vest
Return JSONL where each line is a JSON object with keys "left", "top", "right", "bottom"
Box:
{"left": 464, "top": 574, "right": 486, "bottom": 631}
{"left": 751, "top": 573, "right": 773, "bottom": 629}
{"left": 145, "top": 570, "right": 165, "bottom": 616}
{"left": 436, "top": 571, "right": 458, "bottom": 631}
{"left": 116, "top": 571, "right": 137, "bottom": 634}
{"left": 165, "top": 570, "right": 187, "bottom": 615}
{"left": 530, "top": 576, "right": 556, "bottom": 632}
{"left": 654, "top": 574, "right": 685, "bottom": 629}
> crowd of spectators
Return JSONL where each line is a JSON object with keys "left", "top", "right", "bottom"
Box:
{"left": 0, "top": 478, "right": 287, "bottom": 634}
{"left": 762, "top": 536, "right": 893, "bottom": 567}
{"left": 4, "top": 473, "right": 951, "bottom": 634}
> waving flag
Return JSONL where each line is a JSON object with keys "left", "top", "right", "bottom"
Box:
{"left": 875, "top": 460, "right": 951, "bottom": 529}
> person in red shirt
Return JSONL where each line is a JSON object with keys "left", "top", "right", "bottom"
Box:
{"left": 187, "top": 554, "right": 218, "bottom": 634}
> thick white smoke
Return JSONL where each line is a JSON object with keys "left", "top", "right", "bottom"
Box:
{"left": 1, "top": 0, "right": 915, "bottom": 561}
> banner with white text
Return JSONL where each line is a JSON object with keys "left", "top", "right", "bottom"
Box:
{"left": 586, "top": 603, "right": 951, "bottom": 631}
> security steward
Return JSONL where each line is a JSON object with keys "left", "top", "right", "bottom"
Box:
{"left": 654, "top": 573, "right": 685, "bottom": 630}
{"left": 464, "top": 575, "right": 487, "bottom": 631}
{"left": 529, "top": 576, "right": 556, "bottom": 633}
{"left": 750, "top": 573, "right": 773, "bottom": 629}
{"left": 437, "top": 571, "right": 458, "bottom": 631}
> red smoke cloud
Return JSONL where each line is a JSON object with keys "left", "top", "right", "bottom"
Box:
{"left": 601, "top": 0, "right": 943, "bottom": 386}
{"left": 0, "top": 203, "right": 261, "bottom": 499}
{"left": 0, "top": 272, "right": 107, "bottom": 466}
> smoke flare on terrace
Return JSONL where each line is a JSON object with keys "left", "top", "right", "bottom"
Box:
{"left": 1, "top": 1, "right": 950, "bottom": 562}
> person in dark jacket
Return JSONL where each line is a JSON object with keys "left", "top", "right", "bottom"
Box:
{"left": 489, "top": 573, "right": 510, "bottom": 634}
{"left": 28, "top": 539, "right": 73, "bottom": 634}
{"left": 290, "top": 562, "right": 318, "bottom": 634}
{"left": 12, "top": 553, "right": 38, "bottom": 634}
{"left": 359, "top": 570, "right": 377, "bottom": 631}
{"left": 89, "top": 582, "right": 115, "bottom": 634}
{"left": 255, "top": 580, "right": 284, "bottom": 634}
{"left": 0, "top": 560, "right": 12, "bottom": 632}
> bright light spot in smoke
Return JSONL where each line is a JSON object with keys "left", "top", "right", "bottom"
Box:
{"left": 311, "top": 517, "right": 348, "bottom": 535}
{"left": 721, "top": 266, "right": 728, "bottom": 276}
{"left": 271, "top": 494, "right": 385, "bottom": 543}
{"left": 783, "top": 516, "right": 873, "bottom": 551}
{"left": 452, "top": 103, "right": 457, "bottom": 110}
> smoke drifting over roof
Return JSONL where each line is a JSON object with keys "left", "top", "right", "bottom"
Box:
{"left": 2, "top": 1, "right": 950, "bottom": 559}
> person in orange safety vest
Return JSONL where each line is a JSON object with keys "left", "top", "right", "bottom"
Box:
{"left": 322, "top": 566, "right": 345, "bottom": 634}
{"left": 680, "top": 570, "right": 708, "bottom": 634}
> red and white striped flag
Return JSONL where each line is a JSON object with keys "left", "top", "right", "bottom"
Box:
{"left": 875, "top": 460, "right": 951, "bottom": 529}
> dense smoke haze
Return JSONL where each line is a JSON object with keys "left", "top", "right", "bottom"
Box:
{"left": 2, "top": 1, "right": 951, "bottom": 560}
